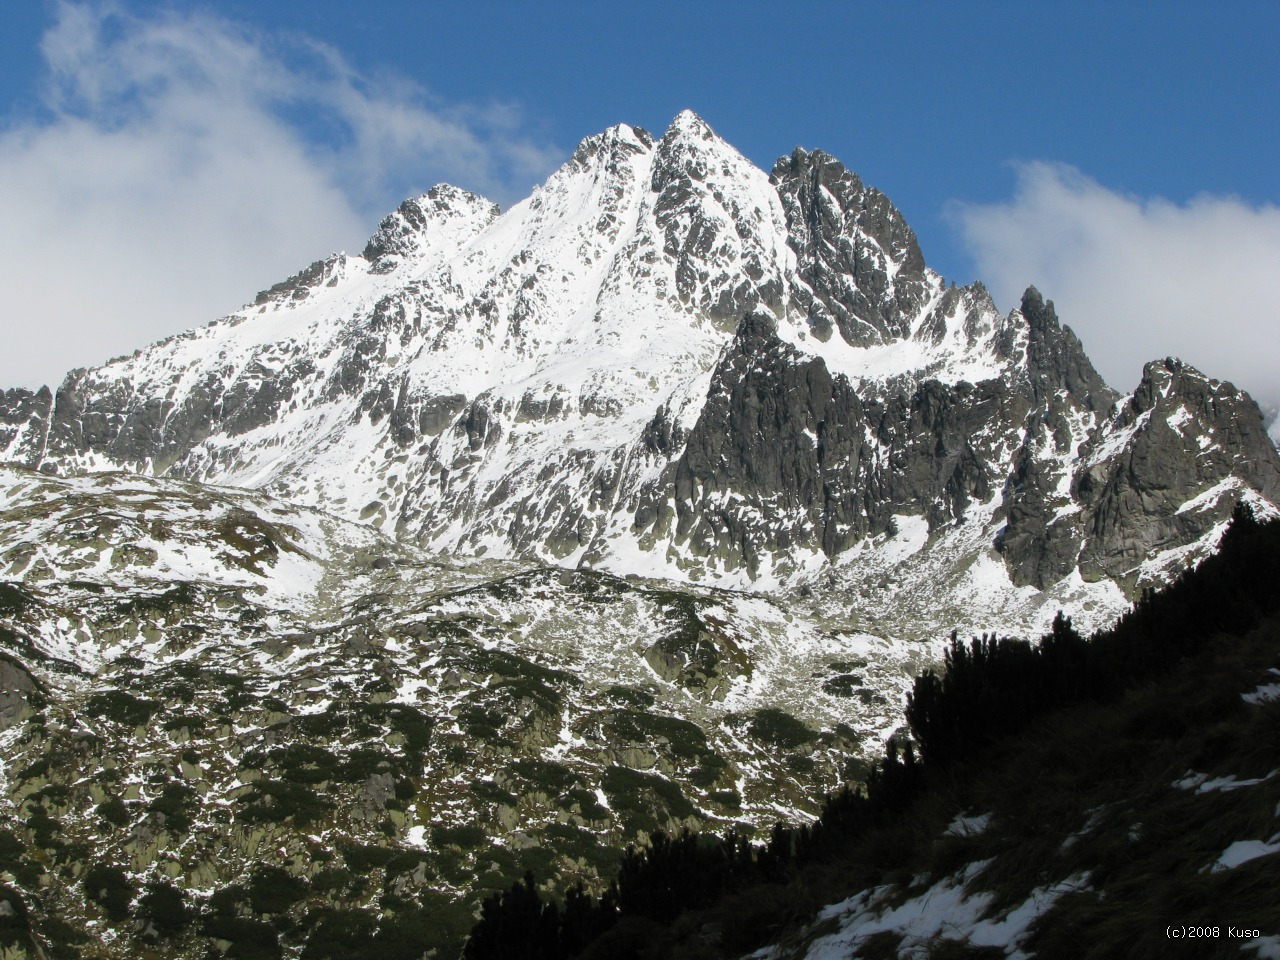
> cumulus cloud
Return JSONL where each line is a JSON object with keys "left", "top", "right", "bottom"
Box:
{"left": 950, "top": 162, "right": 1280, "bottom": 433}
{"left": 0, "top": 2, "right": 562, "bottom": 390}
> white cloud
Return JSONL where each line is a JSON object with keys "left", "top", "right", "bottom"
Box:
{"left": 0, "top": 2, "right": 562, "bottom": 391}
{"left": 950, "top": 162, "right": 1280, "bottom": 429}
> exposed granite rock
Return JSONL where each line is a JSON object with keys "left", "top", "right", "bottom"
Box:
{"left": 254, "top": 255, "right": 347, "bottom": 306}
{"left": 997, "top": 287, "right": 1118, "bottom": 587}
{"left": 0, "top": 652, "right": 42, "bottom": 730}
{"left": 0, "top": 386, "right": 52, "bottom": 466}
{"left": 772, "top": 148, "right": 930, "bottom": 345}
{"left": 637, "top": 314, "right": 1023, "bottom": 576}
{"left": 1013, "top": 287, "right": 1118, "bottom": 412}
{"left": 1076, "top": 358, "right": 1280, "bottom": 583}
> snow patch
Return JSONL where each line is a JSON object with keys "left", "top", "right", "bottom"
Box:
{"left": 1209, "top": 835, "right": 1280, "bottom": 872}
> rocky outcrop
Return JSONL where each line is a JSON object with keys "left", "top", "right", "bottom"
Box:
{"left": 636, "top": 313, "right": 1027, "bottom": 576}
{"left": 0, "top": 651, "right": 41, "bottom": 730}
{"left": 1013, "top": 286, "right": 1117, "bottom": 412}
{"left": 772, "top": 148, "right": 931, "bottom": 344}
{"left": 997, "top": 313, "right": 1280, "bottom": 591}
{"left": 361, "top": 185, "right": 500, "bottom": 274}
{"left": 1076, "top": 358, "right": 1280, "bottom": 582}
{"left": 0, "top": 386, "right": 52, "bottom": 466}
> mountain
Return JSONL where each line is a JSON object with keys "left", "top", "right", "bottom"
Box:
{"left": 1, "top": 111, "right": 1278, "bottom": 958}
{"left": 3, "top": 111, "right": 1276, "bottom": 602}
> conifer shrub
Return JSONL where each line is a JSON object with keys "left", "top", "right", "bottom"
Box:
{"left": 147, "top": 782, "right": 197, "bottom": 831}
{"left": 93, "top": 798, "right": 129, "bottom": 829}
{"left": 82, "top": 864, "right": 134, "bottom": 921}
{"left": 0, "top": 831, "right": 39, "bottom": 888}
{"left": 237, "top": 779, "right": 335, "bottom": 826}
{"left": 472, "top": 779, "right": 519, "bottom": 806}
{"left": 0, "top": 886, "right": 33, "bottom": 950}
{"left": 822, "top": 673, "right": 865, "bottom": 696}
{"left": 432, "top": 824, "right": 488, "bottom": 849}
{"left": 82, "top": 689, "right": 159, "bottom": 726}
{"left": 511, "top": 757, "right": 579, "bottom": 795}
{"left": 247, "top": 865, "right": 308, "bottom": 915}
{"left": 605, "top": 684, "right": 656, "bottom": 708}
{"left": 742, "top": 707, "right": 818, "bottom": 748}
{"left": 340, "top": 843, "right": 395, "bottom": 872}
{"left": 137, "top": 880, "right": 189, "bottom": 938}
{"left": 0, "top": 582, "right": 33, "bottom": 613}
{"left": 113, "top": 581, "right": 197, "bottom": 616}
{"left": 600, "top": 766, "right": 695, "bottom": 835}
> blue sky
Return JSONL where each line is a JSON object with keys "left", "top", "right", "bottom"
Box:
{"left": 1, "top": 1, "right": 1277, "bottom": 420}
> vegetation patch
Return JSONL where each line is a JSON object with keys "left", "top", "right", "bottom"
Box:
{"left": 0, "top": 582, "right": 34, "bottom": 614}
{"left": 82, "top": 864, "right": 135, "bottom": 922}
{"left": 562, "top": 788, "right": 610, "bottom": 821}
{"left": 200, "top": 913, "right": 281, "bottom": 960}
{"left": 600, "top": 765, "right": 696, "bottom": 836}
{"left": 247, "top": 865, "right": 309, "bottom": 916}
{"left": 340, "top": 842, "right": 396, "bottom": 872}
{"left": 728, "top": 707, "right": 818, "bottom": 749}
{"left": 214, "top": 509, "right": 302, "bottom": 574}
{"left": 0, "top": 831, "right": 40, "bottom": 889}
{"left": 148, "top": 782, "right": 198, "bottom": 831}
{"left": 238, "top": 779, "right": 335, "bottom": 827}
{"left": 456, "top": 704, "right": 507, "bottom": 741}
{"left": 376, "top": 892, "right": 477, "bottom": 958}
{"left": 471, "top": 779, "right": 518, "bottom": 807}
{"left": 137, "top": 880, "right": 189, "bottom": 939}
{"left": 0, "top": 885, "right": 35, "bottom": 953}
{"left": 243, "top": 743, "right": 341, "bottom": 784}
{"left": 83, "top": 689, "right": 160, "bottom": 726}
{"left": 95, "top": 796, "right": 130, "bottom": 828}
{"left": 644, "top": 599, "right": 725, "bottom": 690}
{"left": 432, "top": 824, "right": 488, "bottom": 850}
{"left": 114, "top": 581, "right": 198, "bottom": 616}
{"left": 822, "top": 673, "right": 865, "bottom": 696}
{"left": 601, "top": 708, "right": 712, "bottom": 761}
{"left": 604, "top": 684, "right": 656, "bottom": 708}
{"left": 25, "top": 805, "right": 60, "bottom": 850}
{"left": 301, "top": 907, "right": 378, "bottom": 960}
{"left": 510, "top": 757, "right": 579, "bottom": 796}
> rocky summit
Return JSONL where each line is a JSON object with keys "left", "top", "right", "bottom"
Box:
{"left": 0, "top": 111, "right": 1277, "bottom": 958}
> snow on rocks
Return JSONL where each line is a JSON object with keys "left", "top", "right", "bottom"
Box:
{"left": 751, "top": 861, "right": 1092, "bottom": 960}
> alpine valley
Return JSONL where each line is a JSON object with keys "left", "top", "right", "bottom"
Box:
{"left": 0, "top": 111, "right": 1277, "bottom": 958}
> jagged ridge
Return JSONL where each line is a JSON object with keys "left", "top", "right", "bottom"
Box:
{"left": 1, "top": 111, "right": 1277, "bottom": 607}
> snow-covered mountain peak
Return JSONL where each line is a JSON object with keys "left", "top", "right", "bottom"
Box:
{"left": 3, "top": 112, "right": 1277, "bottom": 601}
{"left": 651, "top": 109, "right": 758, "bottom": 187}
{"left": 568, "top": 122, "right": 655, "bottom": 166}
{"left": 664, "top": 108, "right": 717, "bottom": 140}
{"left": 361, "top": 184, "right": 500, "bottom": 274}
{"left": 771, "top": 142, "right": 936, "bottom": 348}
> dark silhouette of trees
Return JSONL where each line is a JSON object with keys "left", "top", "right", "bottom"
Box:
{"left": 908, "top": 504, "right": 1280, "bottom": 767}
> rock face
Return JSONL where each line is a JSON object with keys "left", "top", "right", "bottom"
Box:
{"left": 0, "top": 387, "right": 51, "bottom": 467}
{"left": 1075, "top": 358, "right": 1280, "bottom": 582}
{"left": 0, "top": 651, "right": 41, "bottom": 730}
{"left": 1, "top": 110, "right": 1278, "bottom": 598}
{"left": 771, "top": 147, "right": 931, "bottom": 344}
